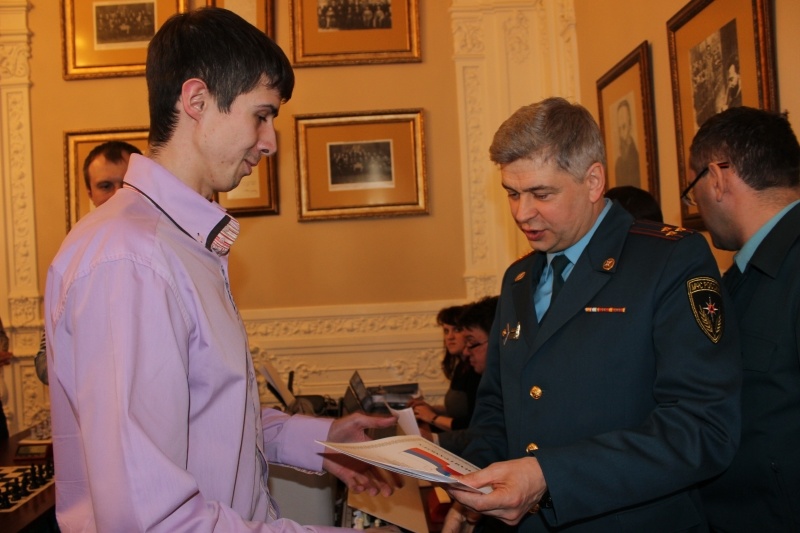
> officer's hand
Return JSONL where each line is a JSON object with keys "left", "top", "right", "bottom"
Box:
{"left": 446, "top": 456, "right": 547, "bottom": 525}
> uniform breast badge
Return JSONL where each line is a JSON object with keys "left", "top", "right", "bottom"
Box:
{"left": 686, "top": 276, "right": 724, "bottom": 343}
{"left": 501, "top": 322, "right": 521, "bottom": 344}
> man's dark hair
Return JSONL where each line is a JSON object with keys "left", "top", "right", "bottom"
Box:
{"left": 146, "top": 7, "right": 295, "bottom": 151}
{"left": 605, "top": 185, "right": 663, "bottom": 223}
{"left": 690, "top": 106, "right": 800, "bottom": 190}
{"left": 83, "top": 141, "right": 142, "bottom": 190}
{"left": 458, "top": 296, "right": 499, "bottom": 336}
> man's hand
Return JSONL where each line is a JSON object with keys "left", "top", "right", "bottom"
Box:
{"left": 321, "top": 412, "right": 400, "bottom": 496}
{"left": 446, "top": 457, "right": 547, "bottom": 525}
{"left": 0, "top": 350, "right": 12, "bottom": 367}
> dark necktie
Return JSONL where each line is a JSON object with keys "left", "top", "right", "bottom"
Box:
{"left": 550, "top": 255, "right": 570, "bottom": 306}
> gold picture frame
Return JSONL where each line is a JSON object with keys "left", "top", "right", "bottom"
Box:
{"left": 64, "top": 128, "right": 149, "bottom": 231}
{"left": 61, "top": 0, "right": 187, "bottom": 80}
{"left": 290, "top": 0, "right": 421, "bottom": 67}
{"left": 668, "top": 0, "right": 777, "bottom": 228}
{"left": 294, "top": 109, "right": 427, "bottom": 221}
{"left": 597, "top": 41, "right": 660, "bottom": 202}
{"left": 209, "top": 0, "right": 274, "bottom": 37}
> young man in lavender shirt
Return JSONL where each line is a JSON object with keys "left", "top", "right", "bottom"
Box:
{"left": 45, "top": 8, "right": 395, "bottom": 532}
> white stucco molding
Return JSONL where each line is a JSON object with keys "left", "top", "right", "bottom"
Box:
{"left": 0, "top": 0, "right": 38, "bottom": 433}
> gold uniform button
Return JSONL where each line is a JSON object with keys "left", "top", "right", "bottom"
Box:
{"left": 529, "top": 386, "right": 543, "bottom": 399}
{"left": 525, "top": 442, "right": 539, "bottom": 454}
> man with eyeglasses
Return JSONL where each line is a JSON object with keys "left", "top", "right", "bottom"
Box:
{"left": 689, "top": 106, "right": 800, "bottom": 531}
{"left": 441, "top": 97, "right": 741, "bottom": 532}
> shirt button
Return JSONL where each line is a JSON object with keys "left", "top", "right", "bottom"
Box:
{"left": 529, "top": 386, "right": 543, "bottom": 399}
{"left": 525, "top": 442, "right": 539, "bottom": 455}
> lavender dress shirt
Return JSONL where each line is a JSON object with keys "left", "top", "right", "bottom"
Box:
{"left": 46, "top": 155, "right": 344, "bottom": 532}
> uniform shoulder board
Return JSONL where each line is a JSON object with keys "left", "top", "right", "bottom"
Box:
{"left": 510, "top": 251, "right": 535, "bottom": 282}
{"left": 629, "top": 219, "right": 696, "bottom": 241}
{"left": 511, "top": 250, "right": 535, "bottom": 264}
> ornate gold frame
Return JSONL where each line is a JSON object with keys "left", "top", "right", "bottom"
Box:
{"left": 290, "top": 0, "right": 421, "bottom": 67}
{"left": 294, "top": 109, "right": 427, "bottom": 221}
{"left": 597, "top": 41, "right": 660, "bottom": 202}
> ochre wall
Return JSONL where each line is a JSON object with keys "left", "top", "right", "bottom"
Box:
{"left": 28, "top": 0, "right": 800, "bottom": 309}
{"left": 574, "top": 0, "right": 800, "bottom": 271}
{"left": 29, "top": 1, "right": 466, "bottom": 310}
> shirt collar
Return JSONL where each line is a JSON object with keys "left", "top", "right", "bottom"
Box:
{"left": 122, "top": 154, "right": 240, "bottom": 256}
{"left": 733, "top": 199, "right": 800, "bottom": 272}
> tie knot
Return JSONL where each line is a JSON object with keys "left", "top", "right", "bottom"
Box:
{"left": 551, "top": 254, "right": 570, "bottom": 279}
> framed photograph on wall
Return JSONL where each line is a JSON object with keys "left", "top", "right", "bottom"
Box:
{"left": 294, "top": 109, "right": 427, "bottom": 221}
{"left": 668, "top": 0, "right": 776, "bottom": 228}
{"left": 597, "top": 41, "right": 660, "bottom": 203}
{"left": 290, "top": 0, "right": 421, "bottom": 67}
{"left": 216, "top": 154, "right": 280, "bottom": 216}
{"left": 61, "top": 0, "right": 187, "bottom": 79}
{"left": 209, "top": 0, "right": 274, "bottom": 37}
{"left": 64, "top": 128, "right": 148, "bottom": 231}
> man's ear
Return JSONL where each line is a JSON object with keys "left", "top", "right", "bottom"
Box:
{"left": 181, "top": 78, "right": 208, "bottom": 121}
{"left": 708, "top": 162, "right": 728, "bottom": 202}
{"left": 585, "top": 162, "right": 607, "bottom": 202}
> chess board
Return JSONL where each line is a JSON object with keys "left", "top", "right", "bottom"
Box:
{"left": 0, "top": 464, "right": 55, "bottom": 513}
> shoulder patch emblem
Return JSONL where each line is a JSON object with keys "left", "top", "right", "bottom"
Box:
{"left": 686, "top": 276, "right": 724, "bottom": 343}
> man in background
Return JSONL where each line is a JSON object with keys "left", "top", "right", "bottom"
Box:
{"left": 34, "top": 140, "right": 142, "bottom": 385}
{"left": 83, "top": 140, "right": 142, "bottom": 207}
{"left": 442, "top": 97, "right": 740, "bottom": 532}
{"left": 45, "top": 8, "right": 395, "bottom": 531}
{"left": 687, "top": 106, "right": 800, "bottom": 531}
{"left": 605, "top": 185, "right": 663, "bottom": 222}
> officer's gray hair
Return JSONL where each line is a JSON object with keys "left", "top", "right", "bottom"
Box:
{"left": 489, "top": 97, "right": 606, "bottom": 182}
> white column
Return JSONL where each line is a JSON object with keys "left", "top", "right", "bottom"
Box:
{"left": 0, "top": 0, "right": 45, "bottom": 434}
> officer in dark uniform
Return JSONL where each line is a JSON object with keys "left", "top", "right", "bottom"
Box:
{"left": 689, "top": 106, "right": 800, "bottom": 531}
{"left": 443, "top": 98, "right": 741, "bottom": 532}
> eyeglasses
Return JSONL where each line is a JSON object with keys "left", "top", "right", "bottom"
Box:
{"left": 680, "top": 162, "right": 730, "bottom": 206}
{"left": 464, "top": 340, "right": 488, "bottom": 351}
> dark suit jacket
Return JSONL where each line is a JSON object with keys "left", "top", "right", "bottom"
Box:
{"left": 464, "top": 204, "right": 741, "bottom": 532}
{"left": 701, "top": 203, "right": 800, "bottom": 532}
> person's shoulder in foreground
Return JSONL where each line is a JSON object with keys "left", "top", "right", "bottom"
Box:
{"left": 689, "top": 105, "right": 800, "bottom": 532}
{"left": 442, "top": 97, "right": 741, "bottom": 533}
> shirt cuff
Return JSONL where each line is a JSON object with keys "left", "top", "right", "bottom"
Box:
{"left": 271, "top": 413, "right": 334, "bottom": 472}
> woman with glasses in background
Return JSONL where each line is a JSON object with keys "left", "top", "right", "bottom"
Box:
{"left": 410, "top": 304, "right": 480, "bottom": 440}
{"left": 414, "top": 296, "right": 498, "bottom": 455}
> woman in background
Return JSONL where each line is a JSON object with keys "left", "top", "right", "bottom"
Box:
{"left": 410, "top": 305, "right": 481, "bottom": 436}
{"left": 415, "top": 296, "right": 498, "bottom": 455}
